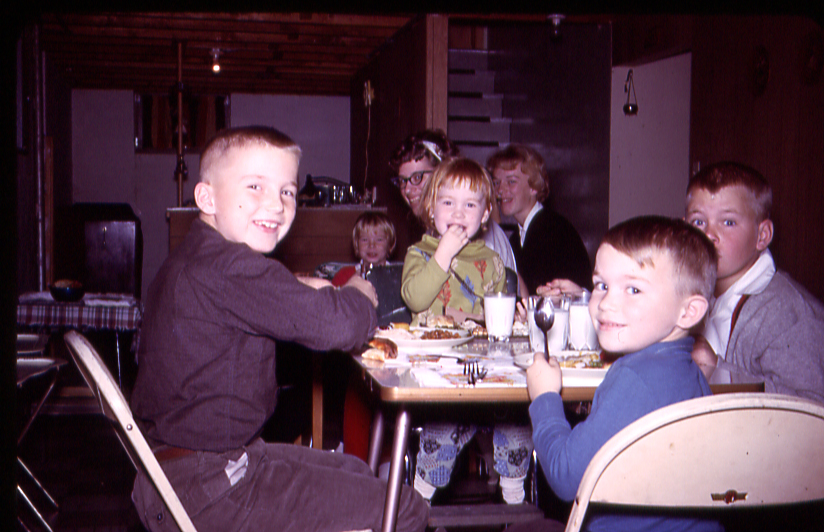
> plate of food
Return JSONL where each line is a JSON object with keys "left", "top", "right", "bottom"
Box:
{"left": 460, "top": 320, "right": 529, "bottom": 338}
{"left": 513, "top": 350, "right": 612, "bottom": 372}
{"left": 554, "top": 351, "right": 609, "bottom": 369}
{"left": 373, "top": 325, "right": 472, "bottom": 352}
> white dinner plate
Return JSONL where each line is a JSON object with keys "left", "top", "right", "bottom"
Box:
{"left": 560, "top": 367, "right": 609, "bottom": 387}
{"left": 375, "top": 327, "right": 473, "bottom": 352}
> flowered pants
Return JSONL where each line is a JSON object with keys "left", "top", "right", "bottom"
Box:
{"left": 415, "top": 423, "right": 533, "bottom": 488}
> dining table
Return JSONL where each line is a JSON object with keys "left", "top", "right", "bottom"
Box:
{"left": 17, "top": 291, "right": 143, "bottom": 388}
{"left": 351, "top": 333, "right": 765, "bottom": 532}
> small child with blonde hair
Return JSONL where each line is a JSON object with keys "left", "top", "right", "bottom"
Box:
{"left": 401, "top": 157, "right": 532, "bottom": 504}
{"left": 332, "top": 211, "right": 396, "bottom": 286}
{"left": 402, "top": 157, "right": 505, "bottom": 323}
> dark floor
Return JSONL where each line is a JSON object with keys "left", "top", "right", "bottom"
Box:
{"left": 17, "top": 378, "right": 516, "bottom": 532}
{"left": 17, "top": 412, "right": 144, "bottom": 532}
{"left": 16, "top": 347, "right": 824, "bottom": 532}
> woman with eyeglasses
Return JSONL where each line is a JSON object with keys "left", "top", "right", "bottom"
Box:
{"left": 388, "top": 129, "right": 525, "bottom": 299}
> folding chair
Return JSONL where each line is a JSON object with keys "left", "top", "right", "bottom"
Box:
{"left": 63, "top": 330, "right": 197, "bottom": 532}
{"left": 365, "top": 263, "right": 411, "bottom": 327}
{"left": 17, "top": 354, "right": 66, "bottom": 532}
{"left": 566, "top": 393, "right": 824, "bottom": 532}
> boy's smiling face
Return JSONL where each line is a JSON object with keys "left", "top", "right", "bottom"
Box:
{"left": 357, "top": 227, "right": 391, "bottom": 266}
{"left": 195, "top": 144, "right": 299, "bottom": 253}
{"left": 589, "top": 244, "right": 696, "bottom": 354}
{"left": 685, "top": 185, "right": 773, "bottom": 296}
{"left": 432, "top": 180, "right": 490, "bottom": 240}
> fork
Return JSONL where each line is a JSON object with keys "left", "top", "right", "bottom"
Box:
{"left": 463, "top": 360, "right": 488, "bottom": 386}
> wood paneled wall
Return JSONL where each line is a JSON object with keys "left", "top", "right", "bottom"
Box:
{"left": 614, "top": 14, "right": 824, "bottom": 302}
{"left": 487, "top": 22, "right": 612, "bottom": 263}
{"left": 690, "top": 16, "right": 824, "bottom": 301}
{"left": 350, "top": 15, "right": 448, "bottom": 259}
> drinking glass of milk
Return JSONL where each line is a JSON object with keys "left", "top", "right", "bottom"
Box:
{"left": 484, "top": 292, "right": 516, "bottom": 343}
{"left": 547, "top": 295, "right": 570, "bottom": 353}
{"left": 527, "top": 295, "right": 570, "bottom": 354}
{"left": 568, "top": 290, "right": 599, "bottom": 351}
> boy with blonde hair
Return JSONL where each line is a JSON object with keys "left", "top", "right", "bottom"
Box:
{"left": 131, "top": 126, "right": 428, "bottom": 532}
{"left": 686, "top": 162, "right": 824, "bottom": 401}
{"left": 526, "top": 216, "right": 721, "bottom": 532}
{"left": 332, "top": 211, "right": 397, "bottom": 286}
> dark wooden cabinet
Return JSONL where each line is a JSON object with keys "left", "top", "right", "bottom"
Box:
{"left": 55, "top": 203, "right": 143, "bottom": 298}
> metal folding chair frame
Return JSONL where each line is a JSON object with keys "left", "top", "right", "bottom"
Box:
{"left": 566, "top": 393, "right": 824, "bottom": 532}
{"left": 17, "top": 356, "right": 66, "bottom": 532}
{"left": 63, "top": 330, "right": 197, "bottom": 532}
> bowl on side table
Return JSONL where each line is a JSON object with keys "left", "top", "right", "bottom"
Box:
{"left": 49, "top": 279, "right": 85, "bottom": 302}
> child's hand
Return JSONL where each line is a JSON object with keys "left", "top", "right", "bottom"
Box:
{"left": 433, "top": 224, "right": 470, "bottom": 272}
{"left": 444, "top": 307, "right": 483, "bottom": 325}
{"left": 536, "top": 279, "right": 582, "bottom": 297}
{"left": 515, "top": 299, "right": 527, "bottom": 323}
{"left": 691, "top": 335, "right": 718, "bottom": 381}
{"left": 343, "top": 275, "right": 379, "bottom": 308}
{"left": 526, "top": 354, "right": 562, "bottom": 400}
{"left": 297, "top": 276, "right": 333, "bottom": 289}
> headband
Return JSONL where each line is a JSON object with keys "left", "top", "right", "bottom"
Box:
{"left": 419, "top": 140, "right": 443, "bottom": 162}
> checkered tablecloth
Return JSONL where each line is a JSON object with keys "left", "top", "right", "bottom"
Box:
{"left": 17, "top": 292, "right": 143, "bottom": 331}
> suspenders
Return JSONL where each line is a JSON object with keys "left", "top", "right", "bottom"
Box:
{"left": 729, "top": 294, "right": 751, "bottom": 337}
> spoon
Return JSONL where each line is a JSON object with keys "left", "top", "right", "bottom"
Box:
{"left": 360, "top": 260, "right": 374, "bottom": 280}
{"left": 534, "top": 296, "right": 555, "bottom": 358}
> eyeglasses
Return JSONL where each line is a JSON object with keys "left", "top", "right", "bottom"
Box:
{"left": 390, "top": 170, "right": 433, "bottom": 189}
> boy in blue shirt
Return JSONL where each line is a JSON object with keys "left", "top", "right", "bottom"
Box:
{"left": 526, "top": 216, "right": 721, "bottom": 532}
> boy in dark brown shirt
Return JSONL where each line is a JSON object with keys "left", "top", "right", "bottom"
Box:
{"left": 130, "top": 126, "right": 427, "bottom": 532}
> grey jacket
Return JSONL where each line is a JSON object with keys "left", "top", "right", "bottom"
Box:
{"left": 719, "top": 270, "right": 824, "bottom": 403}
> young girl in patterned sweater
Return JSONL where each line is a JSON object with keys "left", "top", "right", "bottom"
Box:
{"left": 401, "top": 157, "right": 533, "bottom": 504}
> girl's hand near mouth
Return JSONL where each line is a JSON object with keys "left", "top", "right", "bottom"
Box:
{"left": 433, "top": 224, "right": 469, "bottom": 272}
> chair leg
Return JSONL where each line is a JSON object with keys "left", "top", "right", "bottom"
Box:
{"left": 17, "top": 515, "right": 34, "bottom": 532}
{"left": 17, "top": 484, "right": 55, "bottom": 532}
{"left": 18, "top": 372, "right": 60, "bottom": 447}
{"left": 17, "top": 457, "right": 58, "bottom": 508}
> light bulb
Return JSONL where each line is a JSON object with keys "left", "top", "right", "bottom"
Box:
{"left": 211, "top": 49, "right": 221, "bottom": 74}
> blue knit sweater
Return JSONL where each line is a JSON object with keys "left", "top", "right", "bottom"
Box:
{"left": 529, "top": 337, "right": 723, "bottom": 532}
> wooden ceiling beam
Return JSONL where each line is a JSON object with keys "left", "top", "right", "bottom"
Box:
{"left": 35, "top": 12, "right": 414, "bottom": 95}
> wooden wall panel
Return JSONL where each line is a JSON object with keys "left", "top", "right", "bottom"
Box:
{"left": 690, "top": 15, "right": 824, "bottom": 301}
{"left": 612, "top": 15, "right": 695, "bottom": 67}
{"left": 487, "top": 22, "right": 612, "bottom": 263}
{"left": 351, "top": 15, "right": 449, "bottom": 258}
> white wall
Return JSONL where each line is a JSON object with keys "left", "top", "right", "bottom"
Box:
{"left": 609, "top": 53, "right": 692, "bottom": 226}
{"left": 231, "top": 94, "right": 350, "bottom": 189}
{"left": 72, "top": 90, "right": 350, "bottom": 301}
